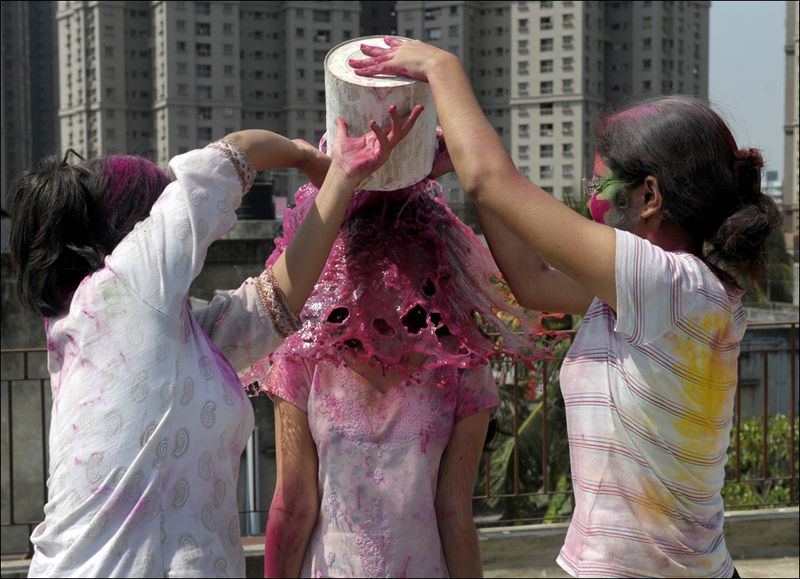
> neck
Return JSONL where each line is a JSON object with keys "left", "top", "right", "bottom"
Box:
{"left": 644, "top": 222, "right": 701, "bottom": 256}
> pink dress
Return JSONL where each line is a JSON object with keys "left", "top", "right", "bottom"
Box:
{"left": 265, "top": 357, "right": 499, "bottom": 578}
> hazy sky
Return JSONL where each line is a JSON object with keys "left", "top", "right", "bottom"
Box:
{"left": 709, "top": 0, "right": 787, "bottom": 177}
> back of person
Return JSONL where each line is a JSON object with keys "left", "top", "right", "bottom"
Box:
{"left": 265, "top": 356, "right": 498, "bottom": 577}
{"left": 558, "top": 231, "right": 745, "bottom": 577}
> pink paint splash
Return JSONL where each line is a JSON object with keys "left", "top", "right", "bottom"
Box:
{"left": 242, "top": 177, "right": 550, "bottom": 388}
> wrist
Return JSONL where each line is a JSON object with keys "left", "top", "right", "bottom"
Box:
{"left": 324, "top": 163, "right": 362, "bottom": 191}
{"left": 426, "top": 50, "right": 459, "bottom": 79}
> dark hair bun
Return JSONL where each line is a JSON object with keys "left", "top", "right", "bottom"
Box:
{"left": 733, "top": 148, "right": 764, "bottom": 202}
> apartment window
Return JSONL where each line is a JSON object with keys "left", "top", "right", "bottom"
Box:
{"left": 296, "top": 27, "right": 305, "bottom": 38}
{"left": 562, "top": 79, "right": 573, "bottom": 92}
{"left": 225, "top": 86, "right": 234, "bottom": 97}
{"left": 196, "top": 22, "right": 211, "bottom": 36}
{"left": 643, "top": 37, "right": 652, "bottom": 49}
{"left": 518, "top": 39, "right": 529, "bottom": 53}
{"left": 643, "top": 59, "right": 652, "bottom": 71}
{"left": 198, "top": 127, "right": 213, "bottom": 142}
{"left": 224, "top": 65, "right": 234, "bottom": 77}
{"left": 254, "top": 50, "right": 263, "bottom": 60}
{"left": 223, "top": 44, "right": 233, "bottom": 56}
{"left": 539, "top": 123, "right": 553, "bottom": 137}
{"left": 178, "top": 125, "right": 189, "bottom": 138}
{"left": 296, "top": 48, "right": 306, "bottom": 59}
{"left": 518, "top": 82, "right": 529, "bottom": 95}
{"left": 296, "top": 8, "right": 305, "bottom": 17}
{"left": 197, "top": 64, "right": 211, "bottom": 78}
{"left": 223, "top": 22, "right": 233, "bottom": 35}
{"left": 254, "top": 70, "right": 264, "bottom": 80}
{"left": 178, "top": 83, "right": 188, "bottom": 96}
{"left": 643, "top": 15, "right": 652, "bottom": 29}
{"left": 196, "top": 2, "right": 210, "bottom": 15}
{"left": 540, "top": 144, "right": 553, "bottom": 158}
{"left": 105, "top": 46, "right": 114, "bottom": 57}
{"left": 540, "top": 81, "right": 553, "bottom": 94}
{"left": 518, "top": 124, "right": 529, "bottom": 136}
{"left": 518, "top": 61, "right": 529, "bottom": 74}
{"left": 297, "top": 68, "right": 306, "bottom": 79}
{"left": 562, "top": 143, "right": 573, "bottom": 157}
{"left": 540, "top": 103, "right": 553, "bottom": 116}
{"left": 297, "top": 89, "right": 306, "bottom": 99}
{"left": 562, "top": 35, "right": 574, "bottom": 50}
{"left": 540, "top": 59, "right": 553, "bottom": 73}
{"left": 540, "top": 165, "right": 553, "bottom": 179}
{"left": 562, "top": 122, "right": 574, "bottom": 135}
{"left": 313, "top": 10, "right": 330, "bottom": 22}
{"left": 562, "top": 57, "right": 574, "bottom": 71}
{"left": 314, "top": 69, "right": 324, "bottom": 82}
{"left": 198, "top": 107, "right": 212, "bottom": 120}
{"left": 223, "top": 3, "right": 232, "bottom": 14}
{"left": 315, "top": 30, "right": 331, "bottom": 43}
{"left": 176, "top": 20, "right": 186, "bottom": 31}
{"left": 518, "top": 19, "right": 529, "bottom": 31}
{"left": 562, "top": 164, "right": 574, "bottom": 177}
{"left": 426, "top": 27, "right": 442, "bottom": 41}
{"left": 449, "top": 25, "right": 458, "bottom": 37}
{"left": 197, "top": 85, "right": 212, "bottom": 100}
{"left": 518, "top": 145, "right": 529, "bottom": 159}
{"left": 642, "top": 80, "right": 652, "bottom": 91}
{"left": 316, "top": 90, "right": 325, "bottom": 103}
{"left": 562, "top": 13, "right": 574, "bottom": 27}
{"left": 540, "top": 1, "right": 553, "bottom": 7}
{"left": 450, "top": 5, "right": 458, "bottom": 14}
{"left": 105, "top": 87, "right": 115, "bottom": 99}
{"left": 540, "top": 17, "right": 552, "bottom": 30}
{"left": 196, "top": 43, "right": 211, "bottom": 57}
{"left": 540, "top": 38, "right": 553, "bottom": 52}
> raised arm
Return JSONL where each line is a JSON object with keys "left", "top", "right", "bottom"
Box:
{"left": 429, "top": 130, "right": 594, "bottom": 314}
{"left": 225, "top": 106, "right": 423, "bottom": 314}
{"left": 351, "top": 39, "right": 617, "bottom": 311}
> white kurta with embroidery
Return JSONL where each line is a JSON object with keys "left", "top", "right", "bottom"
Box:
{"left": 28, "top": 145, "right": 287, "bottom": 578}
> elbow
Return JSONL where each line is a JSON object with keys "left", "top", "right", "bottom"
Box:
{"left": 461, "top": 160, "right": 518, "bottom": 205}
{"left": 435, "top": 495, "right": 474, "bottom": 529}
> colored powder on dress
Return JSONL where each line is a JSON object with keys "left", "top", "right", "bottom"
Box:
{"left": 242, "top": 178, "right": 559, "bottom": 387}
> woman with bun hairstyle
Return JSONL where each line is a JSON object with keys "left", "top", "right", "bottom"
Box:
{"left": 351, "top": 38, "right": 782, "bottom": 578}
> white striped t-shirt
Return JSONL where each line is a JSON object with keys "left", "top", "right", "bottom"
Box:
{"left": 557, "top": 229, "right": 745, "bottom": 578}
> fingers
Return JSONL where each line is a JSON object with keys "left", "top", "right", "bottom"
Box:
{"left": 359, "top": 44, "right": 389, "bottom": 57}
{"left": 348, "top": 53, "right": 392, "bottom": 69}
{"left": 336, "top": 117, "right": 349, "bottom": 139}
{"left": 384, "top": 36, "right": 403, "bottom": 48}
{"left": 370, "top": 119, "right": 390, "bottom": 153}
{"left": 387, "top": 105, "right": 400, "bottom": 141}
{"left": 400, "top": 104, "right": 425, "bottom": 136}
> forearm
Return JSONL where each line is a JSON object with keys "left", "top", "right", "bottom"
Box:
{"left": 264, "top": 487, "right": 318, "bottom": 578}
{"left": 223, "top": 129, "right": 306, "bottom": 173}
{"left": 437, "top": 507, "right": 483, "bottom": 578}
{"left": 271, "top": 166, "right": 356, "bottom": 313}
{"left": 426, "top": 57, "right": 615, "bottom": 306}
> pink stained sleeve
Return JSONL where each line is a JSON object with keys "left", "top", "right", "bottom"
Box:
{"left": 454, "top": 364, "right": 500, "bottom": 423}
{"left": 263, "top": 355, "right": 314, "bottom": 414}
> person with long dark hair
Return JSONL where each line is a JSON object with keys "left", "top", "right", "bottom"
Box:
{"left": 351, "top": 38, "right": 782, "bottom": 578}
{"left": 9, "top": 107, "right": 422, "bottom": 577}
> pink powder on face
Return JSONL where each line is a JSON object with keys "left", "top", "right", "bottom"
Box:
{"left": 243, "top": 176, "right": 558, "bottom": 390}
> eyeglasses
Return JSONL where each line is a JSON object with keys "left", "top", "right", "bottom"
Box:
{"left": 581, "top": 175, "right": 616, "bottom": 199}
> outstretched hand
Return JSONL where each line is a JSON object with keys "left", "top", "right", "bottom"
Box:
{"left": 347, "top": 36, "right": 452, "bottom": 83}
{"left": 332, "top": 103, "right": 425, "bottom": 186}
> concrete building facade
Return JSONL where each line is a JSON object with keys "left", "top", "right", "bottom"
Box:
{"left": 783, "top": 0, "right": 799, "bottom": 264}
{"left": 395, "top": 0, "right": 709, "bottom": 207}
{"left": 1, "top": 1, "right": 59, "bottom": 249}
{"left": 56, "top": 1, "right": 710, "bottom": 207}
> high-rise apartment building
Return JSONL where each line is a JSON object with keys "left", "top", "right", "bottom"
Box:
{"left": 397, "top": 0, "right": 709, "bottom": 206}
{"left": 1, "top": 1, "right": 59, "bottom": 250}
{"left": 58, "top": 1, "right": 362, "bottom": 199}
{"left": 784, "top": 0, "right": 799, "bottom": 262}
{"left": 361, "top": 1, "right": 397, "bottom": 37}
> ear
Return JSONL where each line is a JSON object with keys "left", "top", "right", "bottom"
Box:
{"left": 640, "top": 175, "right": 663, "bottom": 220}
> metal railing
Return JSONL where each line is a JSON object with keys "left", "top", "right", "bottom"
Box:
{"left": 1, "top": 322, "right": 797, "bottom": 557}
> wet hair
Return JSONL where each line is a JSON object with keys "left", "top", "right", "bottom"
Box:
{"left": 9, "top": 150, "right": 169, "bottom": 317}
{"left": 596, "top": 96, "right": 782, "bottom": 281}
